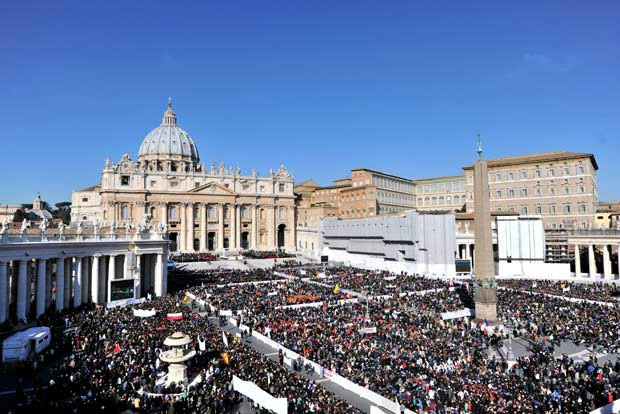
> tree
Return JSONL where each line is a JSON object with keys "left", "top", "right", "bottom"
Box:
{"left": 13, "top": 209, "right": 25, "bottom": 223}
{"left": 54, "top": 201, "right": 72, "bottom": 225}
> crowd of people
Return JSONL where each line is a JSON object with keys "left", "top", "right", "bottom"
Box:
{"left": 171, "top": 252, "right": 220, "bottom": 263}
{"left": 498, "top": 279, "right": 620, "bottom": 303}
{"left": 241, "top": 250, "right": 295, "bottom": 259}
{"left": 8, "top": 262, "right": 620, "bottom": 414}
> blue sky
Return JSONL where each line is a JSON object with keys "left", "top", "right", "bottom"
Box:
{"left": 1, "top": 0, "right": 619, "bottom": 205}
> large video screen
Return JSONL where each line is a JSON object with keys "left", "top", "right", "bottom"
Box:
{"left": 110, "top": 279, "right": 135, "bottom": 301}
{"left": 455, "top": 259, "right": 472, "bottom": 273}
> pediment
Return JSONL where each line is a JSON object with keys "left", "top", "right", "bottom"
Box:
{"left": 189, "top": 182, "right": 237, "bottom": 195}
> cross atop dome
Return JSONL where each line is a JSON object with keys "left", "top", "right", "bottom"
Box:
{"left": 162, "top": 98, "right": 177, "bottom": 126}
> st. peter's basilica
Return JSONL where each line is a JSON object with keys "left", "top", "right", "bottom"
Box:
{"left": 71, "top": 100, "right": 296, "bottom": 252}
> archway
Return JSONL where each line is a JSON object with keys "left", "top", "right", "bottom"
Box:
{"left": 277, "top": 224, "right": 285, "bottom": 249}
{"left": 193, "top": 238, "right": 200, "bottom": 251}
{"left": 169, "top": 232, "right": 178, "bottom": 252}
{"left": 223, "top": 238, "right": 229, "bottom": 249}
{"left": 208, "top": 232, "right": 216, "bottom": 251}
{"left": 241, "top": 232, "right": 249, "bottom": 250}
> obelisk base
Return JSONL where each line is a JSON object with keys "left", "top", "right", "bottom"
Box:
{"left": 474, "top": 282, "right": 498, "bottom": 323}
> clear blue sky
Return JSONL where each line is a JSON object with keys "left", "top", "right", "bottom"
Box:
{"left": 1, "top": 0, "right": 618, "bottom": 205}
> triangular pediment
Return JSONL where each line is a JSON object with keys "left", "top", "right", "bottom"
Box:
{"left": 189, "top": 182, "right": 237, "bottom": 195}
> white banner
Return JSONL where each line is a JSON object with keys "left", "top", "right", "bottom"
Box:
{"left": 441, "top": 308, "right": 475, "bottom": 320}
{"left": 360, "top": 327, "right": 377, "bottom": 334}
{"left": 133, "top": 309, "right": 156, "bottom": 318}
{"left": 232, "top": 375, "right": 288, "bottom": 414}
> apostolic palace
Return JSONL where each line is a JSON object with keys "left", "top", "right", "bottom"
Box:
{"left": 70, "top": 99, "right": 296, "bottom": 252}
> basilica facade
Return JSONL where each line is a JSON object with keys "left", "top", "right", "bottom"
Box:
{"left": 71, "top": 100, "right": 296, "bottom": 252}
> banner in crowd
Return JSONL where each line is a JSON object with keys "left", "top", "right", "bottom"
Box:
{"left": 360, "top": 327, "right": 377, "bottom": 334}
{"left": 133, "top": 309, "right": 156, "bottom": 318}
{"left": 107, "top": 297, "right": 146, "bottom": 308}
{"left": 231, "top": 375, "right": 288, "bottom": 414}
{"left": 166, "top": 312, "right": 183, "bottom": 320}
{"left": 441, "top": 308, "right": 475, "bottom": 320}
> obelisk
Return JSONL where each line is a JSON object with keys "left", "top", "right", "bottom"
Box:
{"left": 473, "top": 135, "right": 497, "bottom": 323}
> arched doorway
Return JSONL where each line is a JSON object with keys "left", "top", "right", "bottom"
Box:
{"left": 193, "top": 238, "right": 200, "bottom": 251}
{"left": 169, "top": 232, "right": 178, "bottom": 252}
{"left": 277, "top": 224, "right": 285, "bottom": 249}
{"left": 208, "top": 232, "right": 216, "bottom": 251}
{"left": 241, "top": 232, "right": 249, "bottom": 250}
{"left": 223, "top": 238, "right": 229, "bottom": 249}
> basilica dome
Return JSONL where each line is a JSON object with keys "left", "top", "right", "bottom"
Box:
{"left": 138, "top": 99, "right": 200, "bottom": 163}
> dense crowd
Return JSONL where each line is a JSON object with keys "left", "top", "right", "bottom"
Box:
{"left": 242, "top": 250, "right": 295, "bottom": 259}
{"left": 168, "top": 268, "right": 286, "bottom": 292}
{"left": 12, "top": 293, "right": 362, "bottom": 414}
{"left": 498, "top": 279, "right": 620, "bottom": 303}
{"left": 172, "top": 252, "right": 220, "bottom": 263}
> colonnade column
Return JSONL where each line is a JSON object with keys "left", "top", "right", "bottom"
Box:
{"left": 16, "top": 260, "right": 27, "bottom": 322}
{"left": 218, "top": 204, "right": 224, "bottom": 250}
{"left": 91, "top": 255, "right": 100, "bottom": 304}
{"left": 251, "top": 206, "right": 258, "bottom": 249}
{"left": 180, "top": 203, "right": 187, "bottom": 252}
{"left": 63, "top": 258, "right": 71, "bottom": 308}
{"left": 154, "top": 253, "right": 164, "bottom": 297}
{"left": 574, "top": 244, "right": 581, "bottom": 277}
{"left": 236, "top": 204, "right": 241, "bottom": 249}
{"left": 36, "top": 258, "right": 46, "bottom": 317}
{"left": 603, "top": 245, "right": 612, "bottom": 279}
{"left": 0, "top": 261, "right": 7, "bottom": 323}
{"left": 187, "top": 202, "right": 195, "bottom": 252}
{"left": 200, "top": 203, "right": 207, "bottom": 251}
{"left": 107, "top": 255, "right": 116, "bottom": 303}
{"left": 56, "top": 258, "right": 65, "bottom": 311}
{"left": 135, "top": 254, "right": 141, "bottom": 299}
{"left": 73, "top": 257, "right": 82, "bottom": 306}
{"left": 588, "top": 244, "right": 595, "bottom": 277}
{"left": 45, "top": 262, "right": 52, "bottom": 308}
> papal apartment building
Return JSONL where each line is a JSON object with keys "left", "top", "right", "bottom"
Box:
{"left": 463, "top": 151, "right": 598, "bottom": 229}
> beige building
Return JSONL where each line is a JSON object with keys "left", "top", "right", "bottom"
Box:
{"left": 595, "top": 202, "right": 620, "bottom": 229}
{"left": 294, "top": 180, "right": 338, "bottom": 257}
{"left": 463, "top": 151, "right": 598, "bottom": 229}
{"left": 412, "top": 175, "right": 466, "bottom": 212}
{"left": 71, "top": 100, "right": 296, "bottom": 253}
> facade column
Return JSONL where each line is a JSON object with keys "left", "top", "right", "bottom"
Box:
{"left": 603, "top": 245, "right": 612, "bottom": 279}
{"left": 56, "top": 258, "right": 65, "bottom": 311}
{"left": 251, "top": 205, "right": 258, "bottom": 249}
{"left": 187, "top": 202, "right": 195, "bottom": 252}
{"left": 574, "top": 244, "right": 581, "bottom": 277}
{"left": 236, "top": 204, "right": 242, "bottom": 249}
{"left": 0, "top": 261, "right": 7, "bottom": 323}
{"left": 273, "top": 207, "right": 277, "bottom": 247}
{"left": 16, "top": 260, "right": 27, "bottom": 322}
{"left": 588, "top": 244, "right": 595, "bottom": 278}
{"left": 91, "top": 256, "right": 100, "bottom": 304}
{"left": 154, "top": 253, "right": 164, "bottom": 297}
{"left": 73, "top": 257, "right": 82, "bottom": 306}
{"left": 160, "top": 202, "right": 168, "bottom": 226}
{"left": 135, "top": 254, "right": 141, "bottom": 299}
{"left": 200, "top": 203, "right": 207, "bottom": 251}
{"left": 218, "top": 204, "right": 225, "bottom": 251}
{"left": 180, "top": 203, "right": 187, "bottom": 251}
{"left": 36, "top": 258, "right": 46, "bottom": 317}
{"left": 230, "top": 204, "right": 237, "bottom": 249}
{"left": 107, "top": 255, "right": 116, "bottom": 302}
{"left": 290, "top": 207, "right": 296, "bottom": 249}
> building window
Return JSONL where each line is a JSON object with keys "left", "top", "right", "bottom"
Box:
{"left": 82, "top": 197, "right": 88, "bottom": 202}
{"left": 550, "top": 187, "right": 556, "bottom": 195}
{"left": 432, "top": 197, "right": 437, "bottom": 206}
{"left": 507, "top": 172, "right": 514, "bottom": 180}
{"left": 169, "top": 205, "right": 177, "bottom": 220}
{"left": 563, "top": 167, "right": 570, "bottom": 176}
{"left": 193, "top": 207, "right": 199, "bottom": 220}
{"left": 564, "top": 204, "right": 572, "bottom": 214}
{"left": 170, "top": 181, "right": 179, "bottom": 188}
{"left": 549, "top": 205, "right": 556, "bottom": 214}
{"left": 82, "top": 215, "right": 87, "bottom": 220}
{"left": 577, "top": 165, "right": 585, "bottom": 174}
{"left": 278, "top": 183, "right": 285, "bottom": 192}
{"left": 150, "top": 180, "right": 157, "bottom": 188}
{"left": 446, "top": 196, "right": 451, "bottom": 204}
{"left": 522, "top": 206, "right": 528, "bottom": 215}
{"left": 453, "top": 195, "right": 460, "bottom": 205}
{"left": 242, "top": 207, "right": 249, "bottom": 219}
{"left": 496, "top": 190, "right": 502, "bottom": 198}
{"left": 208, "top": 206, "right": 216, "bottom": 220}
{"left": 535, "top": 206, "right": 542, "bottom": 214}
{"left": 508, "top": 189, "right": 515, "bottom": 197}
{"left": 121, "top": 176, "right": 130, "bottom": 186}
{"left": 548, "top": 169, "right": 555, "bottom": 177}
{"left": 520, "top": 188, "right": 527, "bottom": 197}
{"left": 424, "top": 197, "right": 430, "bottom": 206}
{"left": 495, "top": 173, "right": 502, "bottom": 181}
{"left": 520, "top": 170, "right": 527, "bottom": 179}
{"left": 579, "top": 186, "right": 585, "bottom": 193}
{"left": 536, "top": 188, "right": 542, "bottom": 196}
{"left": 242, "top": 184, "right": 250, "bottom": 191}
{"left": 579, "top": 203, "right": 587, "bottom": 213}
{"left": 121, "top": 204, "right": 129, "bottom": 220}
{"left": 260, "top": 209, "right": 265, "bottom": 219}
{"left": 565, "top": 187, "right": 570, "bottom": 194}
{"left": 439, "top": 196, "right": 444, "bottom": 205}
{"left": 534, "top": 169, "right": 541, "bottom": 178}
